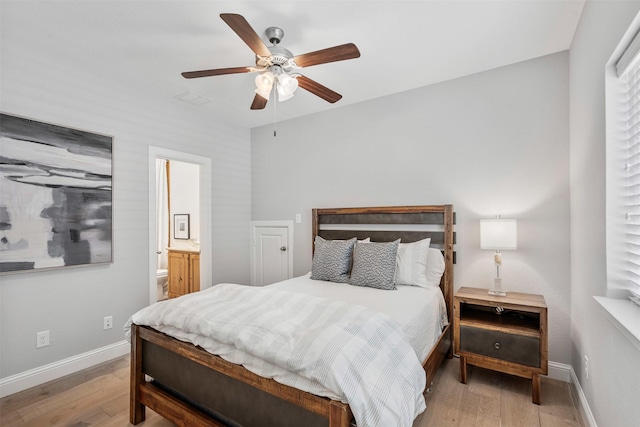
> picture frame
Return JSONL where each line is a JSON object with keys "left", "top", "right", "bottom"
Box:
{"left": 0, "top": 112, "right": 113, "bottom": 273}
{"left": 174, "top": 214, "right": 190, "bottom": 240}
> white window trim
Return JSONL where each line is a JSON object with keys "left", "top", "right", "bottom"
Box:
{"left": 603, "top": 11, "right": 640, "bottom": 348}
{"left": 594, "top": 296, "right": 640, "bottom": 352}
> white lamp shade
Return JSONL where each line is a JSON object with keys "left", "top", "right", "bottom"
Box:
{"left": 276, "top": 74, "right": 298, "bottom": 101}
{"left": 255, "top": 71, "right": 274, "bottom": 92}
{"left": 278, "top": 74, "right": 298, "bottom": 93}
{"left": 276, "top": 88, "right": 294, "bottom": 102}
{"left": 480, "top": 219, "right": 517, "bottom": 250}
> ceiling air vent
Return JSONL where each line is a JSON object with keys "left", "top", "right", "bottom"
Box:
{"left": 174, "top": 91, "right": 211, "bottom": 106}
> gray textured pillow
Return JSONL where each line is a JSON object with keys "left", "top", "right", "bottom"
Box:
{"left": 310, "top": 236, "right": 357, "bottom": 283}
{"left": 349, "top": 239, "right": 400, "bottom": 290}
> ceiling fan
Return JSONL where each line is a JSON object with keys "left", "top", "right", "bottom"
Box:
{"left": 181, "top": 13, "right": 361, "bottom": 110}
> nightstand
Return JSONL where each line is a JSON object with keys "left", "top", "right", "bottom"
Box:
{"left": 453, "top": 287, "right": 548, "bottom": 404}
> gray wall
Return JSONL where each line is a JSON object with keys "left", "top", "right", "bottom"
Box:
{"left": 0, "top": 12, "right": 252, "bottom": 377}
{"left": 252, "top": 52, "right": 571, "bottom": 365}
{"left": 569, "top": 1, "right": 640, "bottom": 426}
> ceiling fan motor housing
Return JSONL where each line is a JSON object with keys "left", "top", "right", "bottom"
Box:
{"left": 253, "top": 27, "right": 293, "bottom": 68}
{"left": 256, "top": 45, "right": 294, "bottom": 68}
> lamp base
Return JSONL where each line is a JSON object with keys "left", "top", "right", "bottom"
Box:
{"left": 488, "top": 289, "right": 507, "bottom": 297}
{"left": 488, "top": 278, "right": 507, "bottom": 297}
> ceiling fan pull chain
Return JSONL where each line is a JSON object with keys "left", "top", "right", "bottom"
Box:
{"left": 273, "top": 83, "right": 277, "bottom": 137}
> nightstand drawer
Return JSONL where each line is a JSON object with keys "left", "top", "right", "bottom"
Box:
{"left": 460, "top": 325, "right": 540, "bottom": 367}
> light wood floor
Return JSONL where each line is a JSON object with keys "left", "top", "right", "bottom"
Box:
{"left": 417, "top": 358, "right": 585, "bottom": 427}
{"left": 1, "top": 355, "right": 585, "bottom": 427}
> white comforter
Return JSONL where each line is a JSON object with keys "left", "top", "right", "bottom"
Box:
{"left": 271, "top": 273, "right": 448, "bottom": 362}
{"left": 125, "top": 283, "right": 426, "bottom": 427}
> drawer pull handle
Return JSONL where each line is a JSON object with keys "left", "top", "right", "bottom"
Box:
{"left": 494, "top": 342, "right": 501, "bottom": 349}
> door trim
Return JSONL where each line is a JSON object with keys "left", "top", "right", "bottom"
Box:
{"left": 250, "top": 221, "right": 294, "bottom": 286}
{"left": 148, "top": 146, "right": 212, "bottom": 305}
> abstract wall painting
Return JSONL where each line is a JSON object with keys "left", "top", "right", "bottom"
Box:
{"left": 0, "top": 113, "right": 113, "bottom": 273}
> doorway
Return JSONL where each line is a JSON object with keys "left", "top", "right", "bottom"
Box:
{"left": 148, "top": 147, "right": 212, "bottom": 305}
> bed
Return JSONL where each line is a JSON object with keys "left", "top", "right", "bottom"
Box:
{"left": 127, "top": 205, "right": 455, "bottom": 427}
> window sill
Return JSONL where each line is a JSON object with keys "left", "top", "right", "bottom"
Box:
{"left": 593, "top": 296, "right": 640, "bottom": 352}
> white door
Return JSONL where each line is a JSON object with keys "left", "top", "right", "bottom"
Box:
{"left": 251, "top": 221, "right": 293, "bottom": 286}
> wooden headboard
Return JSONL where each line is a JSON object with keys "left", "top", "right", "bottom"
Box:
{"left": 312, "top": 205, "right": 456, "bottom": 322}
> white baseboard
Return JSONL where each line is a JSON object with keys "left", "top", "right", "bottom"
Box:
{"left": 568, "top": 365, "right": 598, "bottom": 427}
{"left": 545, "top": 361, "right": 596, "bottom": 426}
{"left": 0, "top": 340, "right": 130, "bottom": 398}
{"left": 548, "top": 360, "right": 572, "bottom": 382}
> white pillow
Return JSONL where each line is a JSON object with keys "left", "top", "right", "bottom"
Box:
{"left": 395, "top": 238, "right": 430, "bottom": 287}
{"left": 425, "top": 247, "right": 446, "bottom": 287}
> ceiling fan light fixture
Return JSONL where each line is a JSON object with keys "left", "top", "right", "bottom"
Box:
{"left": 276, "top": 74, "right": 298, "bottom": 102}
{"left": 255, "top": 71, "right": 275, "bottom": 92}
{"left": 277, "top": 85, "right": 294, "bottom": 102}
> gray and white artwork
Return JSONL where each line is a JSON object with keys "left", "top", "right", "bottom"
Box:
{"left": 0, "top": 113, "right": 112, "bottom": 273}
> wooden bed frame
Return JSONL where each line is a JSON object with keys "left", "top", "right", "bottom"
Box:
{"left": 130, "top": 205, "right": 455, "bottom": 427}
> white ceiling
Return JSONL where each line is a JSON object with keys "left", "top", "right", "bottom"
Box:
{"left": 2, "top": 1, "right": 585, "bottom": 129}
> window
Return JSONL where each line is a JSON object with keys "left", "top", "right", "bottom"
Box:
{"left": 606, "top": 21, "right": 640, "bottom": 303}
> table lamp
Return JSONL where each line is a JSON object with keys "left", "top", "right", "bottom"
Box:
{"left": 480, "top": 218, "right": 517, "bottom": 296}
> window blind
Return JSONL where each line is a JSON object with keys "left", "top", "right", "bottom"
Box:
{"left": 616, "top": 28, "right": 640, "bottom": 77}
{"left": 620, "top": 54, "right": 640, "bottom": 298}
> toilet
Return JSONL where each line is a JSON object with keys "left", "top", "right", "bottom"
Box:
{"left": 156, "top": 269, "right": 168, "bottom": 300}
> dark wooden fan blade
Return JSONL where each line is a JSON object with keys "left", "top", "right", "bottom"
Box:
{"left": 297, "top": 75, "right": 342, "bottom": 103}
{"left": 220, "top": 13, "right": 271, "bottom": 57}
{"left": 294, "top": 43, "right": 360, "bottom": 68}
{"left": 182, "top": 66, "right": 252, "bottom": 79}
{"left": 251, "top": 93, "right": 268, "bottom": 110}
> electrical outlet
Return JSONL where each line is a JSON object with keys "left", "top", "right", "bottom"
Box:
{"left": 36, "top": 330, "right": 50, "bottom": 348}
{"left": 584, "top": 355, "right": 589, "bottom": 380}
{"left": 103, "top": 316, "right": 113, "bottom": 330}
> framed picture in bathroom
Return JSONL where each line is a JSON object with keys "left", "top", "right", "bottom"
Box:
{"left": 174, "top": 214, "right": 190, "bottom": 240}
